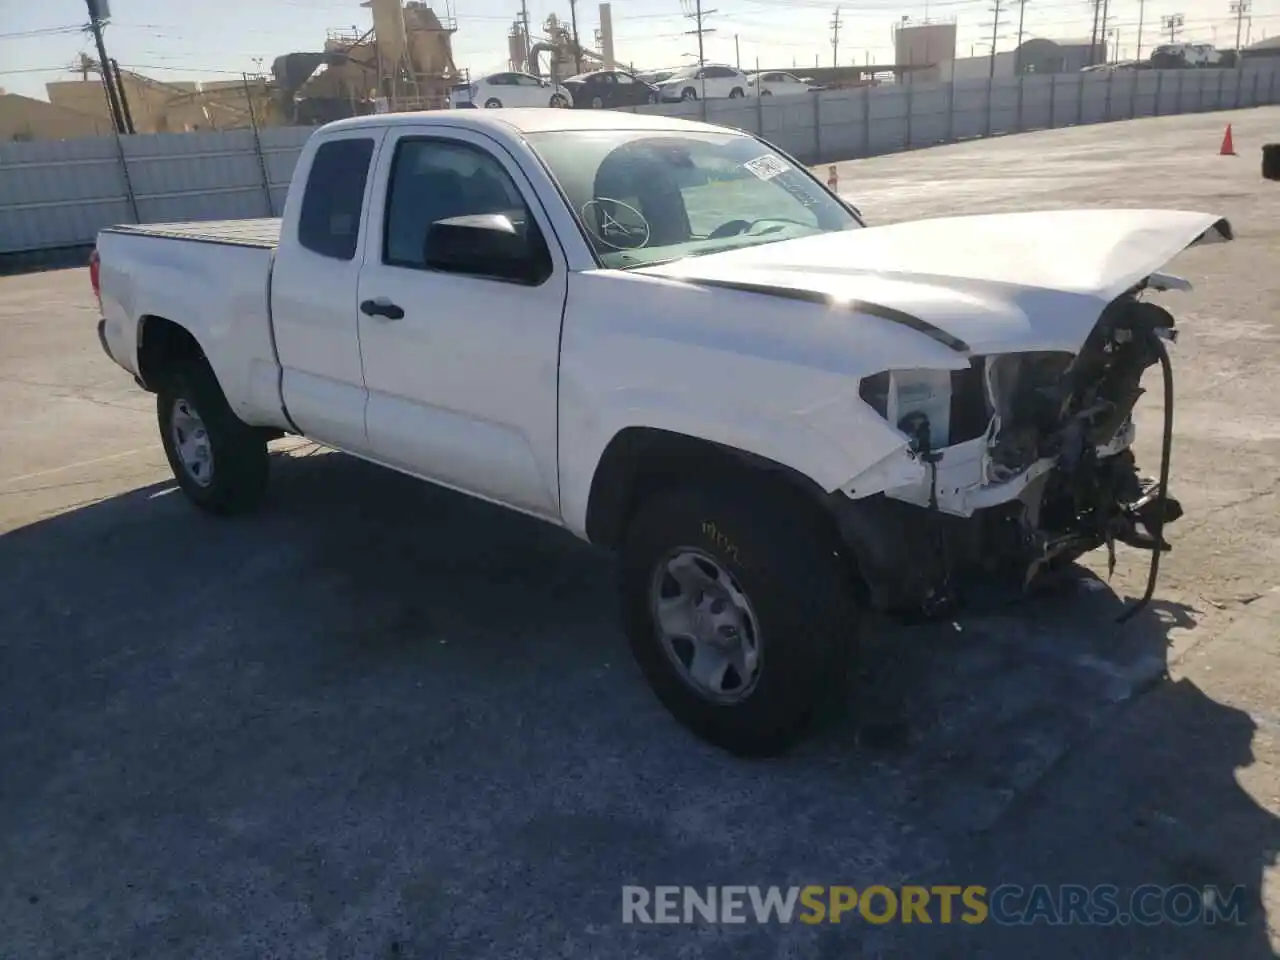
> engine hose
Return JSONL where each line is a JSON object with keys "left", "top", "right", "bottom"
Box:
{"left": 1116, "top": 333, "right": 1174, "bottom": 624}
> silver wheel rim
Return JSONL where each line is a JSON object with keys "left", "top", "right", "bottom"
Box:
{"left": 170, "top": 397, "right": 214, "bottom": 488}
{"left": 649, "top": 548, "right": 763, "bottom": 704}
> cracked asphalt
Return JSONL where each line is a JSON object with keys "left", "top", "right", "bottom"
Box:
{"left": 2, "top": 106, "right": 1279, "bottom": 958}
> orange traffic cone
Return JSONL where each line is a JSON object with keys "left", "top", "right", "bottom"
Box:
{"left": 1220, "top": 124, "right": 1237, "bottom": 156}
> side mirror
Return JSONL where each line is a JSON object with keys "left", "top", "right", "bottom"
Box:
{"left": 423, "top": 213, "right": 549, "bottom": 284}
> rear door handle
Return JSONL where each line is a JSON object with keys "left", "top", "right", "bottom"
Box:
{"left": 360, "top": 298, "right": 405, "bottom": 320}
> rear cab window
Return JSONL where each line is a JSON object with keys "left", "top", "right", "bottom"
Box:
{"left": 298, "top": 137, "right": 376, "bottom": 260}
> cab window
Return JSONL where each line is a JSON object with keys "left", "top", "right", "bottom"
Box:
{"left": 298, "top": 137, "right": 375, "bottom": 261}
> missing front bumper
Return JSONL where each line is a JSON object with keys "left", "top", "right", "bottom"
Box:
{"left": 830, "top": 454, "right": 1183, "bottom": 617}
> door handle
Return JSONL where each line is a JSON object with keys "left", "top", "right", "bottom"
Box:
{"left": 360, "top": 298, "right": 405, "bottom": 320}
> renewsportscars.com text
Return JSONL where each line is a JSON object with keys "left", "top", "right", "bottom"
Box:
{"left": 622, "top": 884, "right": 1248, "bottom": 926}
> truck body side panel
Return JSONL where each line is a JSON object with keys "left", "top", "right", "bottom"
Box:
{"left": 96, "top": 229, "right": 290, "bottom": 431}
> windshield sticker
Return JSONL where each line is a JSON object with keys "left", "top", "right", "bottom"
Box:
{"left": 743, "top": 155, "right": 790, "bottom": 181}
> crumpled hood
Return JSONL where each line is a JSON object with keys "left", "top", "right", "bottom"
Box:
{"left": 639, "top": 209, "right": 1232, "bottom": 354}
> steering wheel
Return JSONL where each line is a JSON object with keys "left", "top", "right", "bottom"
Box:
{"left": 705, "top": 217, "right": 813, "bottom": 241}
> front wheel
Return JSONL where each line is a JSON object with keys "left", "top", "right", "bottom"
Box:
{"left": 729, "top": 87, "right": 745, "bottom": 98}
{"left": 157, "top": 361, "right": 269, "bottom": 515}
{"left": 681, "top": 87, "right": 698, "bottom": 101}
{"left": 590, "top": 95, "right": 605, "bottom": 109}
{"left": 483, "top": 97, "right": 503, "bottom": 108}
{"left": 619, "top": 484, "right": 860, "bottom": 756}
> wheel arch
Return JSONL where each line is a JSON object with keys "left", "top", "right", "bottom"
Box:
{"left": 583, "top": 426, "right": 836, "bottom": 552}
{"left": 135, "top": 314, "right": 208, "bottom": 392}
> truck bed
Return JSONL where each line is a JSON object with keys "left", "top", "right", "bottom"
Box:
{"left": 101, "top": 218, "right": 281, "bottom": 249}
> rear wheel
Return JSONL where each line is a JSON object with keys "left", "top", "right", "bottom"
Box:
{"left": 157, "top": 361, "right": 269, "bottom": 515}
{"left": 549, "top": 93, "right": 570, "bottom": 108}
{"left": 591, "top": 95, "right": 605, "bottom": 109}
{"left": 729, "top": 87, "right": 745, "bottom": 98}
{"left": 681, "top": 87, "right": 698, "bottom": 101}
{"left": 619, "top": 483, "right": 860, "bottom": 756}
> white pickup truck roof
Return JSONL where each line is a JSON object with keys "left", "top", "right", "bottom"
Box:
{"left": 321, "top": 107, "right": 730, "bottom": 138}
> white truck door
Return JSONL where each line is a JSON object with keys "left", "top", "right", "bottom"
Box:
{"left": 271, "top": 129, "right": 385, "bottom": 453}
{"left": 355, "top": 126, "right": 569, "bottom": 519}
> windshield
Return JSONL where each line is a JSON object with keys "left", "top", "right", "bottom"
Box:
{"left": 526, "top": 130, "right": 861, "bottom": 269}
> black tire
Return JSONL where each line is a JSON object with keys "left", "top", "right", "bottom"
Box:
{"left": 729, "top": 87, "right": 745, "bottom": 98}
{"left": 549, "top": 94, "right": 569, "bottom": 108}
{"left": 619, "top": 483, "right": 860, "bottom": 757}
{"left": 591, "top": 95, "right": 605, "bottom": 109}
{"left": 681, "top": 87, "right": 698, "bottom": 101}
{"left": 484, "top": 97, "right": 503, "bottom": 108}
{"left": 157, "top": 360, "right": 269, "bottom": 516}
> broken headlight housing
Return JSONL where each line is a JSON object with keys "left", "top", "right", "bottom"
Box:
{"left": 858, "top": 368, "right": 954, "bottom": 449}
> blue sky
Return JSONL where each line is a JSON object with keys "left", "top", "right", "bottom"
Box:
{"left": 2, "top": 0, "right": 1276, "bottom": 99}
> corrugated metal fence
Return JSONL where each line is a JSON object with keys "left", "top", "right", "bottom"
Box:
{"left": 0, "top": 126, "right": 311, "bottom": 256}
{"left": 2, "top": 64, "right": 1278, "bottom": 257}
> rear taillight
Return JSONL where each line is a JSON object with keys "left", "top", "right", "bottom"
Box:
{"left": 88, "top": 248, "right": 103, "bottom": 312}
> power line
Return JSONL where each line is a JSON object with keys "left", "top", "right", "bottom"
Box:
{"left": 1162, "top": 12, "right": 1185, "bottom": 41}
{"left": 0, "top": 25, "right": 85, "bottom": 41}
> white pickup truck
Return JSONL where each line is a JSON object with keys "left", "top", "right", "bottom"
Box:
{"left": 92, "top": 108, "right": 1231, "bottom": 755}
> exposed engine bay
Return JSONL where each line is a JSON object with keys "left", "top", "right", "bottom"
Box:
{"left": 838, "top": 284, "right": 1184, "bottom": 621}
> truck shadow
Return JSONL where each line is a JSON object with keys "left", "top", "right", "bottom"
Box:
{"left": 0, "top": 445, "right": 1274, "bottom": 959}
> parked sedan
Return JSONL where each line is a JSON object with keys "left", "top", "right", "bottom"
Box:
{"left": 655, "top": 64, "right": 749, "bottom": 102}
{"left": 562, "top": 69, "right": 660, "bottom": 109}
{"left": 747, "top": 71, "right": 818, "bottom": 96}
{"left": 449, "top": 72, "right": 574, "bottom": 109}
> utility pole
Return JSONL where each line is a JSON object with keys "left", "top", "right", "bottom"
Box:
{"left": 1231, "top": 0, "right": 1251, "bottom": 54}
{"left": 980, "top": 0, "right": 1009, "bottom": 78}
{"left": 85, "top": 0, "right": 126, "bottom": 135}
{"left": 1136, "top": 0, "right": 1145, "bottom": 59}
{"left": 1100, "top": 0, "right": 1111, "bottom": 61}
{"left": 568, "top": 0, "right": 583, "bottom": 73}
{"left": 1014, "top": 0, "right": 1027, "bottom": 72}
{"left": 1162, "top": 13, "right": 1183, "bottom": 43}
{"left": 830, "top": 7, "right": 841, "bottom": 68}
{"left": 110, "top": 58, "right": 134, "bottom": 133}
{"left": 519, "top": 0, "right": 531, "bottom": 71}
{"left": 682, "top": 0, "right": 716, "bottom": 96}
{"left": 735, "top": 33, "right": 740, "bottom": 69}
{"left": 1089, "top": 0, "right": 1102, "bottom": 66}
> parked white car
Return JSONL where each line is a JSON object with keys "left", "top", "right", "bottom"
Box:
{"left": 450, "top": 71, "right": 573, "bottom": 109}
{"left": 747, "top": 71, "right": 816, "bottom": 96}
{"left": 92, "top": 109, "right": 1228, "bottom": 756}
{"left": 656, "top": 64, "right": 749, "bottom": 101}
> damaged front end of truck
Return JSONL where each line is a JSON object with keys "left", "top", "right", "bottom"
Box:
{"left": 833, "top": 221, "right": 1232, "bottom": 621}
